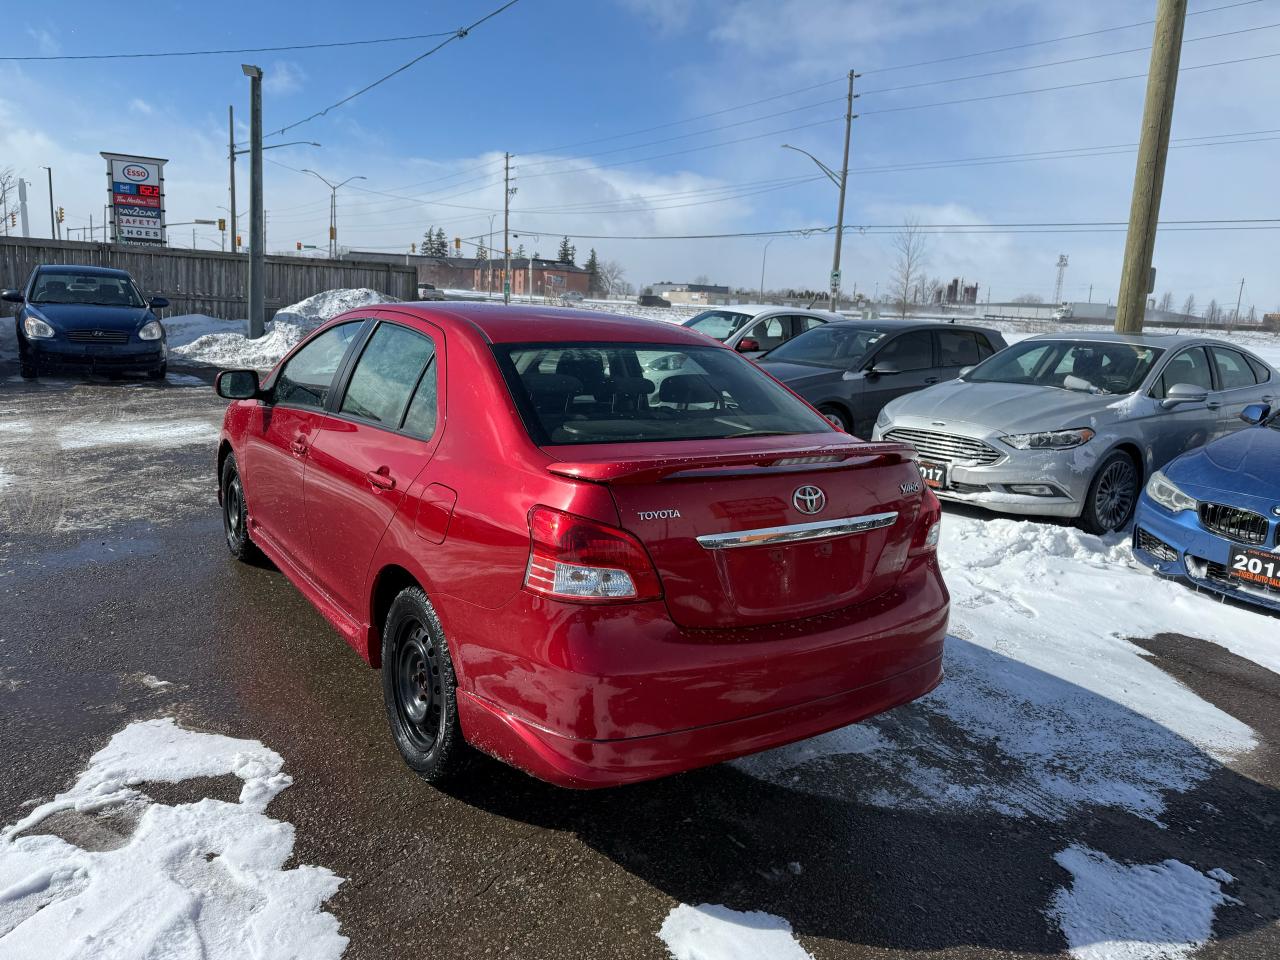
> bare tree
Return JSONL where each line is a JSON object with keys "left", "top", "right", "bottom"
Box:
{"left": 888, "top": 218, "right": 928, "bottom": 319}
{"left": 598, "top": 260, "right": 628, "bottom": 298}
{"left": 1157, "top": 290, "right": 1174, "bottom": 312}
{"left": 922, "top": 276, "right": 944, "bottom": 305}
{"left": 1181, "top": 293, "right": 1197, "bottom": 318}
{"left": 0, "top": 167, "right": 15, "bottom": 235}
{"left": 691, "top": 273, "right": 711, "bottom": 286}
{"left": 1012, "top": 293, "right": 1044, "bottom": 304}
{"left": 1205, "top": 298, "right": 1221, "bottom": 326}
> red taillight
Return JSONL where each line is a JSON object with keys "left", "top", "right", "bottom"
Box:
{"left": 909, "top": 487, "right": 943, "bottom": 555}
{"left": 524, "top": 506, "right": 663, "bottom": 603}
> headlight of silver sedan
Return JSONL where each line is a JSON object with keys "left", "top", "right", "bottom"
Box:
{"left": 1145, "top": 470, "right": 1197, "bottom": 513}
{"left": 1000, "top": 427, "right": 1095, "bottom": 450}
{"left": 23, "top": 316, "right": 55, "bottom": 339}
{"left": 138, "top": 320, "right": 164, "bottom": 341}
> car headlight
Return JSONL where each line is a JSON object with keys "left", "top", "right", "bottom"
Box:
{"left": 23, "top": 315, "right": 55, "bottom": 339}
{"left": 1000, "top": 427, "right": 1095, "bottom": 450}
{"left": 1146, "top": 469, "right": 1196, "bottom": 513}
{"left": 138, "top": 320, "right": 164, "bottom": 341}
{"left": 875, "top": 407, "right": 893, "bottom": 428}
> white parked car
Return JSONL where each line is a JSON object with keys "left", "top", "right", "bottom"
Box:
{"left": 682, "top": 305, "right": 839, "bottom": 359}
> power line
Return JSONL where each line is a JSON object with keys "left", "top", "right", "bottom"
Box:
{"left": 264, "top": 0, "right": 524, "bottom": 139}
{"left": 0, "top": 29, "right": 459, "bottom": 62}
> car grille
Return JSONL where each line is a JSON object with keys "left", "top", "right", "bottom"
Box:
{"left": 1198, "top": 502, "right": 1269, "bottom": 545}
{"left": 1135, "top": 527, "right": 1178, "bottom": 562}
{"left": 64, "top": 330, "right": 130, "bottom": 344}
{"left": 883, "top": 428, "right": 1003, "bottom": 466}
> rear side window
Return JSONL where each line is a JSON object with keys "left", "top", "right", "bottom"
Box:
{"left": 495, "top": 342, "right": 831, "bottom": 445}
{"left": 1155, "top": 347, "right": 1214, "bottom": 398}
{"left": 340, "top": 322, "right": 436, "bottom": 427}
{"left": 401, "top": 359, "right": 439, "bottom": 440}
{"left": 275, "top": 321, "right": 363, "bottom": 409}
{"left": 936, "top": 330, "right": 982, "bottom": 368}
{"left": 1246, "top": 355, "right": 1272, "bottom": 383}
{"left": 1211, "top": 347, "right": 1258, "bottom": 390}
{"left": 976, "top": 334, "right": 998, "bottom": 359}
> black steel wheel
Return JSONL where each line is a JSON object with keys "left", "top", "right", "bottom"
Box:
{"left": 1080, "top": 451, "right": 1139, "bottom": 534}
{"left": 220, "top": 454, "right": 262, "bottom": 562}
{"left": 381, "top": 587, "right": 470, "bottom": 783}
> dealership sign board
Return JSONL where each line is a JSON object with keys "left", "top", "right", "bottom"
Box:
{"left": 101, "top": 152, "right": 168, "bottom": 245}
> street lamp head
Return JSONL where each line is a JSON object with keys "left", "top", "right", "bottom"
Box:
{"left": 241, "top": 64, "right": 263, "bottom": 79}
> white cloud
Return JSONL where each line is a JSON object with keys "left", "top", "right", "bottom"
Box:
{"left": 264, "top": 60, "right": 306, "bottom": 96}
{"left": 24, "top": 27, "right": 59, "bottom": 57}
{"left": 128, "top": 98, "right": 153, "bottom": 116}
{"left": 618, "top": 0, "right": 693, "bottom": 33}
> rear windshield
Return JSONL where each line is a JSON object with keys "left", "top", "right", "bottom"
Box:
{"left": 686, "top": 310, "right": 750, "bottom": 341}
{"left": 967, "top": 339, "right": 1164, "bottom": 395}
{"left": 764, "top": 325, "right": 888, "bottom": 368}
{"left": 494, "top": 342, "right": 834, "bottom": 445}
{"left": 30, "top": 271, "right": 144, "bottom": 307}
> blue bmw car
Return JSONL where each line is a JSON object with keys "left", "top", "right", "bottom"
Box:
{"left": 3, "top": 264, "right": 169, "bottom": 380}
{"left": 1133, "top": 401, "right": 1280, "bottom": 613}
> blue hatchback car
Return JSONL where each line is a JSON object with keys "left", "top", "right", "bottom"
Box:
{"left": 3, "top": 264, "right": 169, "bottom": 380}
{"left": 1133, "top": 401, "right": 1280, "bottom": 613}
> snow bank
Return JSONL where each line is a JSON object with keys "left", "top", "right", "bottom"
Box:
{"left": 0, "top": 718, "right": 346, "bottom": 959}
{"left": 659, "top": 903, "right": 814, "bottom": 960}
{"left": 172, "top": 288, "right": 397, "bottom": 370}
{"left": 1047, "top": 845, "right": 1239, "bottom": 960}
{"left": 736, "top": 512, "right": 1265, "bottom": 822}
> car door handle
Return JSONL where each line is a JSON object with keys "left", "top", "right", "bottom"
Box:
{"left": 923, "top": 377, "right": 940, "bottom": 385}
{"left": 290, "top": 439, "right": 308, "bottom": 456}
{"left": 1205, "top": 401, "right": 1221, "bottom": 410}
{"left": 365, "top": 468, "right": 396, "bottom": 491}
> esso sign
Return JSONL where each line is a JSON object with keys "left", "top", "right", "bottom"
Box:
{"left": 122, "top": 165, "right": 149, "bottom": 181}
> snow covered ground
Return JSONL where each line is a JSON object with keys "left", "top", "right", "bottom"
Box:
{"left": 0, "top": 719, "right": 346, "bottom": 959}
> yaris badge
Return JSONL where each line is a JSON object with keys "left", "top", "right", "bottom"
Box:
{"left": 793, "top": 485, "right": 826, "bottom": 515}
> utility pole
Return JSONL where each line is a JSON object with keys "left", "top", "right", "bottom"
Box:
{"left": 1114, "top": 0, "right": 1187, "bottom": 333}
{"left": 830, "top": 69, "right": 855, "bottom": 311}
{"left": 228, "top": 105, "right": 238, "bottom": 254}
{"left": 503, "top": 152, "right": 513, "bottom": 304}
{"left": 42, "top": 166, "right": 56, "bottom": 240}
{"left": 1232, "top": 276, "right": 1244, "bottom": 328}
{"left": 243, "top": 64, "right": 265, "bottom": 339}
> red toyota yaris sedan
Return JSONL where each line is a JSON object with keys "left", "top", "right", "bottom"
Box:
{"left": 214, "top": 303, "right": 948, "bottom": 788}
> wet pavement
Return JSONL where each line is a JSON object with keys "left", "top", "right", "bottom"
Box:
{"left": 1, "top": 361, "right": 1277, "bottom": 959}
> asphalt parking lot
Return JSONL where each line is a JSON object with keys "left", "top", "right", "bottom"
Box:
{"left": 1, "top": 360, "right": 1278, "bottom": 959}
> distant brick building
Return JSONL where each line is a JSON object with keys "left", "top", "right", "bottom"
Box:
{"left": 343, "top": 250, "right": 483, "bottom": 291}
{"left": 650, "top": 281, "right": 731, "bottom": 305}
{"left": 1264, "top": 312, "right": 1280, "bottom": 332}
{"left": 478, "top": 258, "right": 591, "bottom": 297}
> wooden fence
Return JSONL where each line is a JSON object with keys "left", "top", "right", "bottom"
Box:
{"left": 0, "top": 237, "right": 416, "bottom": 321}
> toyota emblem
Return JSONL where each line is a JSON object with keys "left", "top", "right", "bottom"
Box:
{"left": 793, "top": 485, "right": 826, "bottom": 515}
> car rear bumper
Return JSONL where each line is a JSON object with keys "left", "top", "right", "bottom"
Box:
{"left": 446, "top": 554, "right": 949, "bottom": 787}
{"left": 1132, "top": 496, "right": 1280, "bottom": 614}
{"left": 26, "top": 339, "right": 165, "bottom": 372}
{"left": 458, "top": 652, "right": 943, "bottom": 788}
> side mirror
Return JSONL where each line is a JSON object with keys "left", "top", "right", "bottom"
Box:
{"left": 215, "top": 369, "right": 261, "bottom": 400}
{"left": 867, "top": 361, "right": 901, "bottom": 378}
{"left": 1160, "top": 382, "right": 1209, "bottom": 409}
{"left": 736, "top": 337, "right": 760, "bottom": 353}
{"left": 958, "top": 365, "right": 975, "bottom": 379}
{"left": 0, "top": 289, "right": 24, "bottom": 304}
{"left": 1240, "top": 402, "right": 1271, "bottom": 425}
{"left": 149, "top": 296, "right": 170, "bottom": 309}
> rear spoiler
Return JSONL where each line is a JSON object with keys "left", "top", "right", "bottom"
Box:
{"left": 546, "top": 441, "right": 917, "bottom": 484}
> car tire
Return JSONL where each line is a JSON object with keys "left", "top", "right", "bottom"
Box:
{"left": 220, "top": 454, "right": 264, "bottom": 563}
{"left": 1079, "top": 450, "right": 1140, "bottom": 534}
{"left": 381, "top": 587, "right": 471, "bottom": 784}
{"left": 146, "top": 362, "right": 167, "bottom": 381}
{"left": 818, "top": 404, "right": 852, "bottom": 432}
{"left": 19, "top": 358, "right": 37, "bottom": 380}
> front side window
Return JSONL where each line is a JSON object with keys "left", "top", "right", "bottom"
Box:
{"left": 970, "top": 340, "right": 1163, "bottom": 395}
{"left": 274, "top": 321, "right": 363, "bottom": 410}
{"left": 496, "top": 342, "right": 832, "bottom": 445}
{"left": 936, "top": 330, "right": 982, "bottom": 368}
{"left": 748, "top": 316, "right": 787, "bottom": 350}
{"left": 1155, "top": 347, "right": 1214, "bottom": 398}
{"left": 763, "top": 325, "right": 886, "bottom": 368}
{"left": 30, "top": 271, "right": 144, "bottom": 307}
{"left": 340, "top": 322, "right": 437, "bottom": 427}
{"left": 872, "top": 330, "right": 933, "bottom": 371}
{"left": 686, "top": 310, "right": 750, "bottom": 342}
{"left": 1211, "top": 347, "right": 1258, "bottom": 390}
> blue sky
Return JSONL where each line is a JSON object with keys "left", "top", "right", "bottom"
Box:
{"left": 3, "top": 0, "right": 1278, "bottom": 311}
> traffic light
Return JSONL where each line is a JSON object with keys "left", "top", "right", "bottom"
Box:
{"left": 7, "top": 212, "right": 14, "bottom": 227}
{"left": 236, "top": 235, "right": 242, "bottom": 247}
{"left": 218, "top": 218, "right": 226, "bottom": 232}
{"left": 454, "top": 236, "right": 461, "bottom": 251}
{"left": 410, "top": 242, "right": 416, "bottom": 254}
{"left": 56, "top": 206, "right": 65, "bottom": 224}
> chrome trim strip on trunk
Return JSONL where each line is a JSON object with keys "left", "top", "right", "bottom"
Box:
{"left": 696, "top": 511, "right": 899, "bottom": 550}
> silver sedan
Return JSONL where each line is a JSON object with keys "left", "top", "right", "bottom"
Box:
{"left": 872, "top": 332, "right": 1279, "bottom": 532}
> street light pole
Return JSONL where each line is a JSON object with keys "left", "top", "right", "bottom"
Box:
{"left": 228, "top": 105, "right": 238, "bottom": 253}
{"left": 41, "top": 166, "right": 56, "bottom": 240}
{"left": 760, "top": 237, "right": 775, "bottom": 300}
{"left": 242, "top": 64, "right": 265, "bottom": 339}
{"left": 301, "top": 170, "right": 366, "bottom": 259}
{"left": 781, "top": 68, "right": 857, "bottom": 312}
